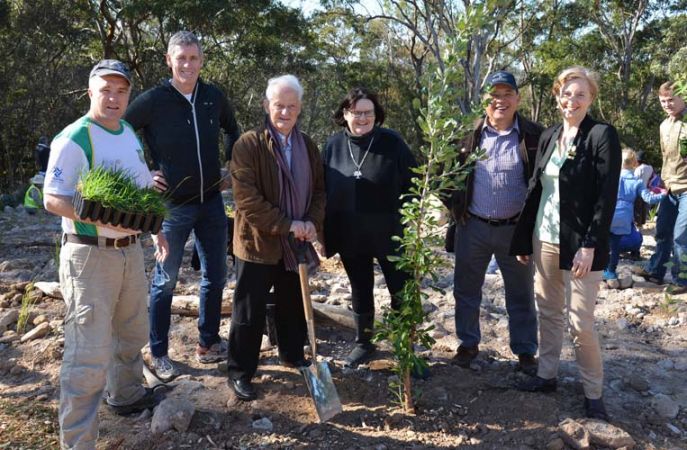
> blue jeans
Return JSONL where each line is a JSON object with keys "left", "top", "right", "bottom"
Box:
{"left": 149, "top": 193, "right": 228, "bottom": 357}
{"left": 606, "top": 233, "right": 622, "bottom": 275}
{"left": 646, "top": 192, "right": 687, "bottom": 285}
{"left": 453, "top": 217, "right": 538, "bottom": 355}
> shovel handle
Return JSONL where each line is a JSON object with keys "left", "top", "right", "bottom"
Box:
{"left": 298, "top": 263, "right": 317, "bottom": 359}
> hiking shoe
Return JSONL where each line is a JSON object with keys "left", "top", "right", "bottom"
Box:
{"left": 343, "top": 343, "right": 376, "bottom": 368}
{"left": 517, "top": 375, "right": 557, "bottom": 393}
{"left": 584, "top": 397, "right": 609, "bottom": 421}
{"left": 602, "top": 269, "right": 617, "bottom": 281}
{"left": 196, "top": 340, "right": 228, "bottom": 364}
{"left": 517, "top": 354, "right": 538, "bottom": 376}
{"left": 452, "top": 345, "right": 479, "bottom": 368}
{"left": 150, "top": 355, "right": 179, "bottom": 382}
{"left": 107, "top": 387, "right": 163, "bottom": 416}
{"left": 632, "top": 267, "right": 664, "bottom": 285}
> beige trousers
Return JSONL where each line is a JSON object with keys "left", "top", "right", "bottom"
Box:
{"left": 533, "top": 237, "right": 604, "bottom": 399}
{"left": 59, "top": 241, "right": 149, "bottom": 450}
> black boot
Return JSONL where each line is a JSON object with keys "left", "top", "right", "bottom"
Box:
{"left": 344, "top": 313, "right": 376, "bottom": 368}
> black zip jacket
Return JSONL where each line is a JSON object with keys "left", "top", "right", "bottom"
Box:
{"left": 124, "top": 79, "right": 240, "bottom": 204}
{"left": 444, "top": 113, "right": 544, "bottom": 223}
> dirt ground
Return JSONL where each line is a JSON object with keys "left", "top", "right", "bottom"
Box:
{"left": 0, "top": 207, "right": 686, "bottom": 449}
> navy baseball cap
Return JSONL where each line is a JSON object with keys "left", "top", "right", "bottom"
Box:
{"left": 89, "top": 59, "right": 132, "bottom": 85}
{"left": 484, "top": 70, "right": 518, "bottom": 93}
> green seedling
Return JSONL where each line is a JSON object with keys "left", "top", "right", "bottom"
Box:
{"left": 16, "top": 282, "right": 37, "bottom": 334}
{"left": 77, "top": 166, "right": 167, "bottom": 217}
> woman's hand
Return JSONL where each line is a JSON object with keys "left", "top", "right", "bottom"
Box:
{"left": 516, "top": 255, "right": 530, "bottom": 265}
{"left": 572, "top": 247, "right": 594, "bottom": 278}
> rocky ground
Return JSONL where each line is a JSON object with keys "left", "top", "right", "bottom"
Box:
{"left": 0, "top": 205, "right": 686, "bottom": 449}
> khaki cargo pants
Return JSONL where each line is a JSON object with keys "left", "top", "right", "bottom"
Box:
{"left": 59, "top": 240, "right": 148, "bottom": 450}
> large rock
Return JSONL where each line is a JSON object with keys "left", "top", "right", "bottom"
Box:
{"left": 171, "top": 295, "right": 232, "bottom": 316}
{"left": 0, "top": 309, "right": 19, "bottom": 332}
{"left": 651, "top": 394, "right": 680, "bottom": 419}
{"left": 151, "top": 397, "right": 195, "bottom": 434}
{"left": 558, "top": 418, "right": 591, "bottom": 450}
{"left": 579, "top": 419, "right": 635, "bottom": 449}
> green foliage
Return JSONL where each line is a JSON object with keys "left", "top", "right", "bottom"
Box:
{"left": 16, "top": 282, "right": 36, "bottom": 334}
{"left": 374, "top": 27, "right": 484, "bottom": 411}
{"left": 78, "top": 166, "right": 167, "bottom": 216}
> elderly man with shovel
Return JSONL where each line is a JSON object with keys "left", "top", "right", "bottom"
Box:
{"left": 227, "top": 74, "right": 326, "bottom": 402}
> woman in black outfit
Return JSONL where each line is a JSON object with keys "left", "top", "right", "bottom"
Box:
{"left": 322, "top": 87, "right": 417, "bottom": 367}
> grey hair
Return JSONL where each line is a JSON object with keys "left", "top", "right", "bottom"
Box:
{"left": 167, "top": 31, "right": 203, "bottom": 57}
{"left": 265, "top": 75, "right": 303, "bottom": 101}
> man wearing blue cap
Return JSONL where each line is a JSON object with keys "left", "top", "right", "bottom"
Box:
{"left": 445, "top": 70, "right": 543, "bottom": 373}
{"left": 44, "top": 59, "right": 168, "bottom": 449}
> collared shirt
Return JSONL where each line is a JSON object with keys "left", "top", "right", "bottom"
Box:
{"left": 277, "top": 131, "right": 293, "bottom": 169}
{"left": 469, "top": 119, "right": 527, "bottom": 219}
{"left": 659, "top": 109, "right": 687, "bottom": 194}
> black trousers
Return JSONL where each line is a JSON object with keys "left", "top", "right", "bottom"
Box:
{"left": 227, "top": 258, "right": 306, "bottom": 381}
{"left": 340, "top": 254, "right": 410, "bottom": 314}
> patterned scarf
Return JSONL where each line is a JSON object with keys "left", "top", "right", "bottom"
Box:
{"left": 266, "top": 119, "right": 320, "bottom": 272}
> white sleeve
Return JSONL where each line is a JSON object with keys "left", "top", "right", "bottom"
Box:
{"left": 43, "top": 136, "right": 89, "bottom": 196}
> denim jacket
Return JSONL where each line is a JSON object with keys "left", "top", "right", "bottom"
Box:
{"left": 611, "top": 169, "right": 664, "bottom": 235}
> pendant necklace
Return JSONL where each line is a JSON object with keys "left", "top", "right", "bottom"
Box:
{"left": 347, "top": 135, "right": 374, "bottom": 179}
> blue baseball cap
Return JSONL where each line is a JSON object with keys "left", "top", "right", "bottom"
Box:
{"left": 484, "top": 70, "right": 518, "bottom": 93}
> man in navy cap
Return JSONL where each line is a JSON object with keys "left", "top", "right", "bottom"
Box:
{"left": 445, "top": 70, "right": 543, "bottom": 373}
{"left": 44, "top": 59, "right": 168, "bottom": 449}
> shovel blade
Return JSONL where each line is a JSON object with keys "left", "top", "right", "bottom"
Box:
{"left": 300, "top": 361, "right": 342, "bottom": 422}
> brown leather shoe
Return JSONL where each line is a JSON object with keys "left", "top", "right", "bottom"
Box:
{"left": 453, "top": 345, "right": 479, "bottom": 368}
{"left": 517, "top": 353, "right": 538, "bottom": 376}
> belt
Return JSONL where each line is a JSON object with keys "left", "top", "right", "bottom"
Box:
{"left": 63, "top": 233, "right": 140, "bottom": 248}
{"left": 468, "top": 212, "right": 519, "bottom": 226}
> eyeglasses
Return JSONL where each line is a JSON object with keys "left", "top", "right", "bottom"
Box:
{"left": 345, "top": 109, "right": 375, "bottom": 118}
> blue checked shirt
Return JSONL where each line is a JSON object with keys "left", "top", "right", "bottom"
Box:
{"left": 468, "top": 119, "right": 527, "bottom": 219}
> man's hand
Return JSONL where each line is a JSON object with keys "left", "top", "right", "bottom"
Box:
{"left": 151, "top": 170, "right": 168, "bottom": 193}
{"left": 289, "top": 220, "right": 306, "bottom": 240}
{"left": 303, "top": 221, "right": 317, "bottom": 242}
{"left": 516, "top": 255, "right": 530, "bottom": 265}
{"left": 152, "top": 232, "right": 169, "bottom": 263}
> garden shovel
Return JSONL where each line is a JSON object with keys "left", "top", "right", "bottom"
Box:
{"left": 290, "top": 235, "right": 342, "bottom": 423}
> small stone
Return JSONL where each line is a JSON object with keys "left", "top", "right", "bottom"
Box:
{"left": 615, "top": 318, "right": 628, "bottom": 330}
{"left": 579, "top": 419, "right": 635, "bottom": 448}
{"left": 33, "top": 282, "right": 62, "bottom": 299}
{"left": 151, "top": 397, "right": 195, "bottom": 434}
{"left": 627, "top": 374, "right": 649, "bottom": 392}
{"left": 666, "top": 423, "right": 681, "bottom": 435}
{"left": 618, "top": 276, "right": 633, "bottom": 289}
{"left": 674, "top": 360, "right": 687, "bottom": 371}
{"left": 657, "top": 359, "right": 674, "bottom": 370}
{"left": 217, "top": 361, "right": 228, "bottom": 373}
{"left": 651, "top": 394, "right": 679, "bottom": 419}
{"left": 546, "top": 438, "right": 565, "bottom": 450}
{"left": 0, "top": 309, "right": 19, "bottom": 332}
{"left": 252, "top": 417, "right": 273, "bottom": 431}
{"left": 32, "top": 315, "right": 48, "bottom": 326}
{"left": 558, "top": 418, "right": 591, "bottom": 450}
{"left": 10, "top": 365, "right": 23, "bottom": 376}
{"left": 20, "top": 322, "right": 50, "bottom": 342}
{"left": 668, "top": 317, "right": 679, "bottom": 326}
{"left": 368, "top": 359, "right": 395, "bottom": 371}
{"left": 260, "top": 334, "right": 274, "bottom": 352}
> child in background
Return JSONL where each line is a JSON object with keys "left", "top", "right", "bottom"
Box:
{"left": 605, "top": 149, "right": 666, "bottom": 287}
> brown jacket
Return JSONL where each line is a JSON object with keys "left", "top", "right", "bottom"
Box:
{"left": 230, "top": 126, "right": 325, "bottom": 264}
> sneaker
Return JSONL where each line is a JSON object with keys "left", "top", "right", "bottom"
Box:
{"left": 602, "top": 269, "right": 617, "bottom": 281}
{"left": 107, "top": 387, "right": 164, "bottom": 416}
{"left": 150, "top": 355, "right": 179, "bottom": 382}
{"left": 632, "top": 267, "right": 665, "bottom": 285}
{"left": 196, "top": 340, "right": 228, "bottom": 364}
{"left": 664, "top": 284, "right": 687, "bottom": 295}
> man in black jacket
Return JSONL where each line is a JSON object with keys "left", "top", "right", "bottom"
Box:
{"left": 125, "top": 31, "right": 240, "bottom": 381}
{"left": 446, "top": 71, "right": 543, "bottom": 374}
